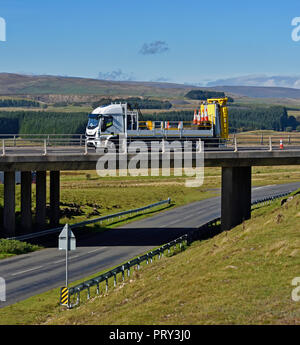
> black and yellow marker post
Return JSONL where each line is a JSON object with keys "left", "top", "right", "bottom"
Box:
{"left": 60, "top": 287, "right": 69, "bottom": 307}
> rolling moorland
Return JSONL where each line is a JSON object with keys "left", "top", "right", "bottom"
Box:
{"left": 1, "top": 73, "right": 300, "bottom": 133}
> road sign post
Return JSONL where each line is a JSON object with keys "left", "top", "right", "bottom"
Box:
{"left": 59, "top": 224, "right": 76, "bottom": 289}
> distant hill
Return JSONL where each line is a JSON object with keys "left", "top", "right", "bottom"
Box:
{"left": 210, "top": 85, "right": 300, "bottom": 99}
{"left": 0, "top": 73, "right": 196, "bottom": 98}
{"left": 2, "top": 73, "right": 300, "bottom": 100}
{"left": 206, "top": 75, "right": 300, "bottom": 89}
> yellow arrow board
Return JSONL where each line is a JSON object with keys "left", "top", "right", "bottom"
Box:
{"left": 60, "top": 287, "right": 69, "bottom": 306}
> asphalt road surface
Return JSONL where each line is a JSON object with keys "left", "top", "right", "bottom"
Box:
{"left": 0, "top": 182, "right": 300, "bottom": 308}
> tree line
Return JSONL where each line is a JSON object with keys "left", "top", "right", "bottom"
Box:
{"left": 0, "top": 111, "right": 87, "bottom": 136}
{"left": 0, "top": 99, "right": 42, "bottom": 108}
{"left": 185, "top": 90, "right": 234, "bottom": 102}
{"left": 92, "top": 97, "right": 172, "bottom": 110}
{"left": 0, "top": 105, "right": 298, "bottom": 136}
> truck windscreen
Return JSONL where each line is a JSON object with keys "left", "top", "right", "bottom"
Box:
{"left": 87, "top": 115, "right": 99, "bottom": 129}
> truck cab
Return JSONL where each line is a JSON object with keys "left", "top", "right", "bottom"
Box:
{"left": 86, "top": 103, "right": 134, "bottom": 148}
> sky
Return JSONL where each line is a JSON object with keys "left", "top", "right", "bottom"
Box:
{"left": 0, "top": 0, "right": 300, "bottom": 85}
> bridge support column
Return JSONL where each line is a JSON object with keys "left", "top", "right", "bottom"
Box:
{"left": 36, "top": 171, "right": 47, "bottom": 230}
{"left": 21, "top": 171, "right": 32, "bottom": 233}
{"left": 221, "top": 166, "right": 251, "bottom": 231}
{"left": 50, "top": 171, "right": 60, "bottom": 227}
{"left": 3, "top": 172, "right": 16, "bottom": 237}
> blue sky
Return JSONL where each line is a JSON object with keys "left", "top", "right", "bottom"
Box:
{"left": 0, "top": 0, "right": 300, "bottom": 85}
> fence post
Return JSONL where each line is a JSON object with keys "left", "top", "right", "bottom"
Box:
{"left": 127, "top": 262, "right": 131, "bottom": 277}
{"left": 268, "top": 137, "right": 272, "bottom": 152}
{"left": 198, "top": 138, "right": 203, "bottom": 153}
{"left": 234, "top": 136, "right": 238, "bottom": 152}
{"left": 137, "top": 257, "right": 140, "bottom": 270}
{"left": 84, "top": 140, "right": 88, "bottom": 155}
{"left": 2, "top": 139, "right": 5, "bottom": 156}
{"left": 43, "top": 139, "right": 47, "bottom": 155}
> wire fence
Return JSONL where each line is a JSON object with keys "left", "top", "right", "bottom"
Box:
{"left": 62, "top": 190, "right": 293, "bottom": 309}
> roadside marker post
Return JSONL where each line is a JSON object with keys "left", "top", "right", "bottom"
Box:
{"left": 60, "top": 286, "right": 69, "bottom": 307}
{"left": 59, "top": 224, "right": 76, "bottom": 307}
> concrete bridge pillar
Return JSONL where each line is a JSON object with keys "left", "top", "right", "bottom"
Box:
{"left": 50, "top": 171, "right": 60, "bottom": 227}
{"left": 36, "top": 171, "right": 47, "bottom": 230}
{"left": 221, "top": 166, "right": 252, "bottom": 231}
{"left": 21, "top": 171, "right": 32, "bottom": 232}
{"left": 3, "top": 172, "right": 15, "bottom": 237}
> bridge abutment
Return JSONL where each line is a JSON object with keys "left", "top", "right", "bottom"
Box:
{"left": 221, "top": 166, "right": 252, "bottom": 231}
{"left": 50, "top": 171, "right": 60, "bottom": 227}
{"left": 35, "top": 171, "right": 47, "bottom": 230}
{"left": 3, "top": 172, "right": 16, "bottom": 237}
{"left": 21, "top": 171, "right": 32, "bottom": 232}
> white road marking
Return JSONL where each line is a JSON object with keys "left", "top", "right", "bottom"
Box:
{"left": 53, "top": 248, "right": 106, "bottom": 264}
{"left": 53, "top": 259, "right": 65, "bottom": 264}
{"left": 87, "top": 248, "right": 103, "bottom": 254}
{"left": 254, "top": 185, "right": 272, "bottom": 190}
{"left": 11, "top": 266, "right": 43, "bottom": 276}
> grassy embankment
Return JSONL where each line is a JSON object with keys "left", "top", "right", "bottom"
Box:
{"left": 0, "top": 188, "right": 299, "bottom": 325}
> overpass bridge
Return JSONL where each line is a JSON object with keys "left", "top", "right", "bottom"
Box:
{"left": 1, "top": 138, "right": 300, "bottom": 238}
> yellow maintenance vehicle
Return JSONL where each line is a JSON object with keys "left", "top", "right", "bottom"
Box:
{"left": 86, "top": 98, "right": 229, "bottom": 149}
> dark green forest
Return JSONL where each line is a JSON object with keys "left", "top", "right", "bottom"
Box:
{"left": 0, "top": 111, "right": 87, "bottom": 135}
{"left": 0, "top": 105, "right": 298, "bottom": 136}
{"left": 185, "top": 90, "right": 234, "bottom": 102}
{"left": 92, "top": 97, "right": 172, "bottom": 110}
{"left": 0, "top": 99, "right": 42, "bottom": 108}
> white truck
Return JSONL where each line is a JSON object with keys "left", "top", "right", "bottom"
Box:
{"left": 85, "top": 98, "right": 229, "bottom": 150}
